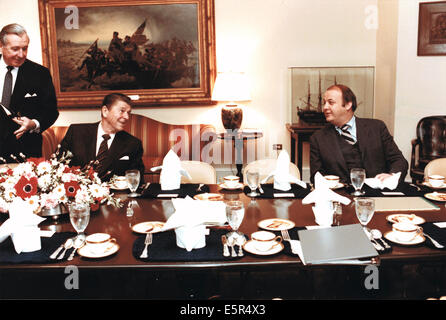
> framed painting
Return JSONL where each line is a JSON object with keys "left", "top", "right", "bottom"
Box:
{"left": 289, "top": 66, "right": 375, "bottom": 124}
{"left": 38, "top": 0, "right": 216, "bottom": 108}
{"left": 418, "top": 1, "right": 446, "bottom": 56}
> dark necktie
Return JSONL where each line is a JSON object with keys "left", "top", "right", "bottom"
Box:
{"left": 96, "top": 134, "right": 111, "bottom": 173}
{"left": 340, "top": 124, "right": 356, "bottom": 145}
{"left": 1, "top": 66, "right": 14, "bottom": 111}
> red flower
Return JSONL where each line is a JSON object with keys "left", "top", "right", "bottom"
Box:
{"left": 64, "top": 180, "right": 80, "bottom": 198}
{"left": 14, "top": 176, "right": 38, "bottom": 199}
{"left": 90, "top": 202, "right": 100, "bottom": 212}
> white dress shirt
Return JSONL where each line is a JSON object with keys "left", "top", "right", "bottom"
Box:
{"left": 96, "top": 123, "right": 116, "bottom": 156}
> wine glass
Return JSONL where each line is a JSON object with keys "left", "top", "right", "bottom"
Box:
{"left": 125, "top": 169, "right": 141, "bottom": 198}
{"left": 350, "top": 168, "right": 366, "bottom": 196}
{"left": 68, "top": 202, "right": 90, "bottom": 239}
{"left": 225, "top": 200, "right": 245, "bottom": 240}
{"left": 246, "top": 169, "right": 260, "bottom": 197}
{"left": 355, "top": 198, "right": 375, "bottom": 234}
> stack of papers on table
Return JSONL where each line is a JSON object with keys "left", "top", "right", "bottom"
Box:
{"left": 372, "top": 197, "right": 440, "bottom": 212}
{"left": 297, "top": 224, "right": 378, "bottom": 265}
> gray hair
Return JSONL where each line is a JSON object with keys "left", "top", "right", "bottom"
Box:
{"left": 0, "top": 23, "right": 28, "bottom": 45}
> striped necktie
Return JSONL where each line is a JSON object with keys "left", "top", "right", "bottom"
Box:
{"left": 1, "top": 66, "right": 14, "bottom": 111}
{"left": 340, "top": 124, "right": 355, "bottom": 145}
{"left": 95, "top": 134, "right": 110, "bottom": 174}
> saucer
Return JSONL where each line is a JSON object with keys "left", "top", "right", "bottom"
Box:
{"left": 423, "top": 181, "right": 446, "bottom": 189}
{"left": 193, "top": 193, "right": 224, "bottom": 201}
{"left": 425, "top": 192, "right": 446, "bottom": 202}
{"left": 109, "top": 184, "right": 128, "bottom": 191}
{"left": 258, "top": 218, "right": 295, "bottom": 231}
{"left": 219, "top": 182, "right": 243, "bottom": 190}
{"left": 384, "top": 231, "right": 425, "bottom": 246}
{"left": 77, "top": 242, "right": 120, "bottom": 258}
{"left": 132, "top": 221, "right": 165, "bottom": 234}
{"left": 386, "top": 213, "right": 426, "bottom": 225}
{"left": 329, "top": 182, "right": 344, "bottom": 190}
{"left": 243, "top": 240, "right": 284, "bottom": 256}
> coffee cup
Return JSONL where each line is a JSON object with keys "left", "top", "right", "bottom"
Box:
{"left": 223, "top": 175, "right": 240, "bottom": 188}
{"left": 325, "top": 175, "right": 340, "bottom": 188}
{"left": 85, "top": 233, "right": 116, "bottom": 253}
{"left": 392, "top": 222, "right": 422, "bottom": 242}
{"left": 251, "top": 231, "right": 282, "bottom": 252}
{"left": 428, "top": 175, "right": 445, "bottom": 188}
{"left": 114, "top": 176, "right": 128, "bottom": 189}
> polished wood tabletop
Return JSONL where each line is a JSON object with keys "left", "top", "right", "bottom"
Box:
{"left": 1, "top": 184, "right": 446, "bottom": 270}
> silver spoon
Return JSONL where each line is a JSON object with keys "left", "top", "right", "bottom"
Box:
{"left": 371, "top": 229, "right": 391, "bottom": 250}
{"left": 236, "top": 235, "right": 246, "bottom": 256}
{"left": 57, "top": 238, "right": 74, "bottom": 260}
{"left": 67, "top": 235, "right": 86, "bottom": 261}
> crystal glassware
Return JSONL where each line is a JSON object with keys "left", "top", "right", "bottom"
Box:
{"left": 355, "top": 197, "right": 375, "bottom": 234}
{"left": 125, "top": 169, "right": 141, "bottom": 198}
{"left": 225, "top": 200, "right": 245, "bottom": 240}
{"left": 68, "top": 202, "right": 90, "bottom": 238}
{"left": 350, "top": 168, "right": 366, "bottom": 196}
{"left": 246, "top": 169, "right": 260, "bottom": 197}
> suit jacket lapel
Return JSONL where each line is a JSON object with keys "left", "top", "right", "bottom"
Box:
{"left": 355, "top": 117, "right": 368, "bottom": 165}
{"left": 85, "top": 123, "right": 98, "bottom": 163}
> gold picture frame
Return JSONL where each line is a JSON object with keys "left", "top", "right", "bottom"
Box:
{"left": 38, "top": 0, "right": 216, "bottom": 108}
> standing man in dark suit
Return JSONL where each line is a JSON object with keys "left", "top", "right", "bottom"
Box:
{"left": 310, "top": 84, "right": 408, "bottom": 184}
{"left": 0, "top": 23, "right": 58, "bottom": 160}
{"left": 60, "top": 93, "right": 145, "bottom": 182}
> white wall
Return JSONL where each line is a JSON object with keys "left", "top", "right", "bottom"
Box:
{"left": 1, "top": 0, "right": 377, "bottom": 179}
{"left": 394, "top": 0, "right": 446, "bottom": 172}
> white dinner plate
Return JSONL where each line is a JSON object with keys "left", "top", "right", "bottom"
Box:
{"left": 384, "top": 231, "right": 425, "bottom": 246}
{"left": 243, "top": 240, "right": 284, "bottom": 256}
{"left": 132, "top": 221, "right": 165, "bottom": 234}
{"left": 219, "top": 182, "right": 244, "bottom": 190}
{"left": 386, "top": 213, "right": 426, "bottom": 225}
{"left": 425, "top": 192, "right": 446, "bottom": 202}
{"left": 257, "top": 218, "right": 295, "bottom": 231}
{"left": 78, "top": 243, "right": 120, "bottom": 258}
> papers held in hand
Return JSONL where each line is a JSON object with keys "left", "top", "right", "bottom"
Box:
{"left": 297, "top": 224, "right": 378, "bottom": 265}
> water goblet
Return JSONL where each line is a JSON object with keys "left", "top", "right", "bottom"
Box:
{"left": 355, "top": 197, "right": 375, "bottom": 234}
{"left": 68, "top": 202, "right": 90, "bottom": 238}
{"left": 246, "top": 169, "right": 260, "bottom": 197}
{"left": 125, "top": 169, "right": 141, "bottom": 198}
{"left": 350, "top": 168, "right": 366, "bottom": 196}
{"left": 225, "top": 200, "right": 245, "bottom": 241}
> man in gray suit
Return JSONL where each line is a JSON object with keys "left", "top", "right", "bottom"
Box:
{"left": 310, "top": 84, "right": 408, "bottom": 184}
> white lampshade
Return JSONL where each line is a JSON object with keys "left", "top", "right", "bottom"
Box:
{"left": 211, "top": 72, "right": 251, "bottom": 102}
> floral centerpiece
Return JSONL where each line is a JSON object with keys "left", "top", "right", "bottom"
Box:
{"left": 0, "top": 151, "right": 122, "bottom": 215}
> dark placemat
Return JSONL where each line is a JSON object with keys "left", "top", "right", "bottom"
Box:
{"left": 139, "top": 183, "right": 210, "bottom": 199}
{"left": 0, "top": 232, "right": 77, "bottom": 264}
{"left": 133, "top": 229, "right": 241, "bottom": 262}
{"left": 346, "top": 182, "right": 424, "bottom": 197}
{"left": 268, "top": 226, "right": 305, "bottom": 256}
{"left": 243, "top": 183, "right": 311, "bottom": 199}
{"left": 421, "top": 222, "right": 446, "bottom": 250}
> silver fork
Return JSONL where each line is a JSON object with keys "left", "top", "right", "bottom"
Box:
{"left": 140, "top": 233, "right": 152, "bottom": 258}
{"left": 281, "top": 229, "right": 295, "bottom": 252}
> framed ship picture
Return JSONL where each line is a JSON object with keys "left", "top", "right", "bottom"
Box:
{"left": 289, "top": 66, "right": 375, "bottom": 124}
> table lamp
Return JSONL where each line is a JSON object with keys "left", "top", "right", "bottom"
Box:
{"left": 211, "top": 72, "right": 251, "bottom": 131}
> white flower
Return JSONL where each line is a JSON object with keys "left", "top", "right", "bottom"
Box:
{"left": 61, "top": 172, "right": 78, "bottom": 183}
{"left": 36, "top": 161, "right": 52, "bottom": 175}
{"left": 38, "top": 174, "right": 52, "bottom": 191}
{"left": 13, "top": 162, "right": 34, "bottom": 176}
{"left": 25, "top": 195, "right": 40, "bottom": 212}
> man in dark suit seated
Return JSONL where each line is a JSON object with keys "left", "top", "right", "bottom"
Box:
{"left": 60, "top": 93, "right": 145, "bottom": 182}
{"left": 310, "top": 84, "right": 408, "bottom": 184}
{"left": 0, "top": 23, "right": 58, "bottom": 160}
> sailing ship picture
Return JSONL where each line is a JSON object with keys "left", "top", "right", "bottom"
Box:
{"left": 54, "top": 3, "right": 200, "bottom": 92}
{"left": 290, "top": 67, "right": 375, "bottom": 124}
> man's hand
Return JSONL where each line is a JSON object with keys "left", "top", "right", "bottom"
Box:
{"left": 12, "top": 116, "right": 36, "bottom": 139}
{"left": 375, "top": 173, "right": 393, "bottom": 182}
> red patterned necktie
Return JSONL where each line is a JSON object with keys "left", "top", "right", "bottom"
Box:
{"left": 95, "top": 134, "right": 110, "bottom": 173}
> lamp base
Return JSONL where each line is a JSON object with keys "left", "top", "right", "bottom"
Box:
{"left": 221, "top": 105, "right": 243, "bottom": 131}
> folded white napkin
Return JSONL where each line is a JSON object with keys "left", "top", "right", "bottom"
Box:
{"left": 0, "top": 198, "right": 46, "bottom": 253}
{"left": 151, "top": 150, "right": 191, "bottom": 190}
{"left": 161, "top": 196, "right": 226, "bottom": 251}
{"left": 261, "top": 150, "right": 307, "bottom": 191}
{"left": 364, "top": 172, "right": 401, "bottom": 190}
{"left": 302, "top": 172, "right": 351, "bottom": 226}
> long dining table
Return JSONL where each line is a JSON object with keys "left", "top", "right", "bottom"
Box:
{"left": 1, "top": 183, "right": 446, "bottom": 300}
